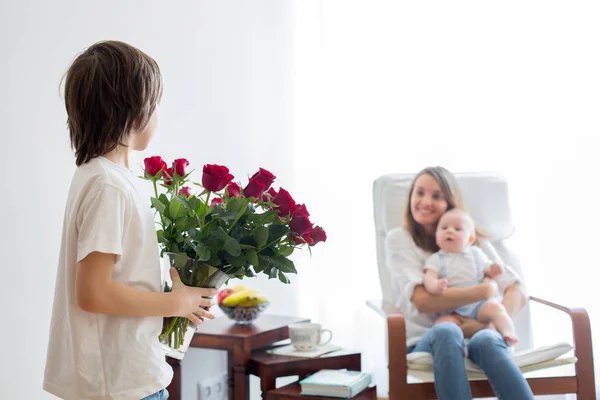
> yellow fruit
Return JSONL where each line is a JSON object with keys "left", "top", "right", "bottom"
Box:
{"left": 238, "top": 294, "right": 268, "bottom": 307}
{"left": 234, "top": 285, "right": 246, "bottom": 292}
{"left": 222, "top": 288, "right": 258, "bottom": 306}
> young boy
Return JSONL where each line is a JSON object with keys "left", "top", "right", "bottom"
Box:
{"left": 43, "top": 41, "right": 217, "bottom": 400}
{"left": 423, "top": 208, "right": 519, "bottom": 346}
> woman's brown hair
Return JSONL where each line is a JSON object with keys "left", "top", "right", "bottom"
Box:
{"left": 63, "top": 40, "right": 163, "bottom": 166}
{"left": 403, "top": 166, "right": 485, "bottom": 252}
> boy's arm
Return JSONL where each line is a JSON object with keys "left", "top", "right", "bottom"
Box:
{"left": 76, "top": 251, "right": 217, "bottom": 324}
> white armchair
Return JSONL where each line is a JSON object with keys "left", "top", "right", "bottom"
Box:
{"left": 367, "top": 171, "right": 595, "bottom": 399}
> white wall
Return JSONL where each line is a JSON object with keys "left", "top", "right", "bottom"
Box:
{"left": 0, "top": 1, "right": 295, "bottom": 399}
{"left": 291, "top": 1, "right": 600, "bottom": 399}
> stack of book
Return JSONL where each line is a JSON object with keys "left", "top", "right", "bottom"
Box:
{"left": 299, "top": 369, "right": 371, "bottom": 398}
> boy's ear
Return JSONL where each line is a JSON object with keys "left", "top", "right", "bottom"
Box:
{"left": 468, "top": 234, "right": 476, "bottom": 245}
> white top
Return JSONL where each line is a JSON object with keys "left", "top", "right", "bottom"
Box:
{"left": 43, "top": 157, "right": 172, "bottom": 400}
{"left": 424, "top": 246, "right": 496, "bottom": 286}
{"left": 385, "top": 227, "right": 521, "bottom": 346}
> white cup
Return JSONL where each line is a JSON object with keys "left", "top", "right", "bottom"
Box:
{"left": 288, "top": 323, "right": 333, "bottom": 351}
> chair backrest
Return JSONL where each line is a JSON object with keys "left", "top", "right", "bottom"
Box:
{"left": 373, "top": 171, "right": 533, "bottom": 349}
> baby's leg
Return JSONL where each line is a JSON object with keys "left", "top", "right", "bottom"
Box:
{"left": 476, "top": 302, "right": 519, "bottom": 346}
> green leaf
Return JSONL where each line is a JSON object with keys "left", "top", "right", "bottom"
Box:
{"left": 245, "top": 268, "right": 256, "bottom": 278}
{"left": 254, "top": 226, "right": 269, "bottom": 248}
{"left": 187, "top": 241, "right": 211, "bottom": 261}
{"left": 278, "top": 271, "right": 290, "bottom": 284}
{"left": 151, "top": 197, "right": 166, "bottom": 214}
{"left": 188, "top": 195, "right": 205, "bottom": 215}
{"left": 175, "top": 195, "right": 192, "bottom": 210}
{"left": 277, "top": 246, "right": 294, "bottom": 257}
{"left": 175, "top": 217, "right": 198, "bottom": 231}
{"left": 159, "top": 194, "right": 169, "bottom": 205}
{"left": 245, "top": 249, "right": 259, "bottom": 266}
{"left": 271, "top": 256, "right": 297, "bottom": 273}
{"left": 169, "top": 198, "right": 188, "bottom": 220}
{"left": 248, "top": 211, "right": 277, "bottom": 224}
{"left": 226, "top": 197, "right": 246, "bottom": 212}
{"left": 224, "top": 252, "right": 246, "bottom": 267}
{"left": 156, "top": 230, "right": 164, "bottom": 243}
{"left": 268, "top": 224, "right": 289, "bottom": 243}
{"left": 255, "top": 255, "right": 271, "bottom": 273}
{"left": 225, "top": 238, "right": 241, "bottom": 256}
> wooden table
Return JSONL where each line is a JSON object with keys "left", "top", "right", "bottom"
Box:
{"left": 249, "top": 349, "right": 362, "bottom": 399}
{"left": 166, "top": 314, "right": 308, "bottom": 400}
{"left": 266, "top": 382, "right": 376, "bottom": 400}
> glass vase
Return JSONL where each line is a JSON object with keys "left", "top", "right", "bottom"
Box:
{"left": 159, "top": 252, "right": 229, "bottom": 360}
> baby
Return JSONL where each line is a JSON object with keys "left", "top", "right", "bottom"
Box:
{"left": 423, "top": 208, "right": 518, "bottom": 346}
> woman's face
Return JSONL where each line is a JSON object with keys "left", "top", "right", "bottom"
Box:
{"left": 410, "top": 174, "right": 449, "bottom": 233}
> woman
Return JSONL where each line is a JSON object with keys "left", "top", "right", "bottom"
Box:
{"left": 385, "top": 166, "right": 534, "bottom": 399}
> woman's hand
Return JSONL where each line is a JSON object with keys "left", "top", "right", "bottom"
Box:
{"left": 480, "top": 277, "right": 499, "bottom": 300}
{"left": 454, "top": 314, "right": 495, "bottom": 338}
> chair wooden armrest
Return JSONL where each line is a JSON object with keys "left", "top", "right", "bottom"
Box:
{"left": 529, "top": 296, "right": 596, "bottom": 398}
{"left": 366, "top": 299, "right": 408, "bottom": 399}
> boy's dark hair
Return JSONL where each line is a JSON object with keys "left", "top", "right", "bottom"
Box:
{"left": 64, "top": 40, "right": 163, "bottom": 166}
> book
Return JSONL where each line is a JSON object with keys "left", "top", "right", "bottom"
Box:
{"left": 299, "top": 369, "right": 371, "bottom": 398}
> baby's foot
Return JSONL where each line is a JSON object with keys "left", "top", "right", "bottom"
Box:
{"left": 503, "top": 333, "right": 519, "bottom": 347}
{"left": 488, "top": 264, "right": 503, "bottom": 279}
{"left": 432, "top": 279, "right": 448, "bottom": 295}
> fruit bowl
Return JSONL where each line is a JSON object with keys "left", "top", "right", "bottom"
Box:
{"left": 218, "top": 302, "right": 269, "bottom": 324}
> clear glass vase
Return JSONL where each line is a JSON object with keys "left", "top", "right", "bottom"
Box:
{"left": 159, "top": 252, "right": 230, "bottom": 360}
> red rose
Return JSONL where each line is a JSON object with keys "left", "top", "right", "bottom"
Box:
{"left": 173, "top": 158, "right": 190, "bottom": 177}
{"left": 290, "top": 214, "right": 312, "bottom": 236}
{"left": 144, "top": 156, "right": 167, "bottom": 177}
{"left": 293, "top": 204, "right": 310, "bottom": 217}
{"left": 202, "top": 164, "right": 234, "bottom": 192}
{"left": 243, "top": 179, "right": 268, "bottom": 199}
{"left": 225, "top": 182, "right": 241, "bottom": 198}
{"left": 163, "top": 167, "right": 174, "bottom": 186}
{"left": 309, "top": 226, "right": 327, "bottom": 246}
{"left": 263, "top": 187, "right": 278, "bottom": 202}
{"left": 272, "top": 188, "right": 296, "bottom": 217}
{"left": 210, "top": 198, "right": 223, "bottom": 206}
{"left": 178, "top": 186, "right": 191, "bottom": 198}
{"left": 244, "top": 168, "right": 276, "bottom": 199}
{"left": 249, "top": 168, "right": 276, "bottom": 186}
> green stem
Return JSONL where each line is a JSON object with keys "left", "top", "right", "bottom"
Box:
{"left": 258, "top": 236, "right": 286, "bottom": 253}
{"left": 199, "top": 191, "right": 211, "bottom": 229}
{"left": 227, "top": 199, "right": 250, "bottom": 234}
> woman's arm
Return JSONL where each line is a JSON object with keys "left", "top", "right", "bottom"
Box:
{"left": 411, "top": 277, "right": 499, "bottom": 313}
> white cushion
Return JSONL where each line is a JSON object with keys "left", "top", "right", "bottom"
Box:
{"left": 406, "top": 341, "right": 574, "bottom": 374}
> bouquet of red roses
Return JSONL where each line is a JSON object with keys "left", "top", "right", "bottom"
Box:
{"left": 141, "top": 157, "right": 326, "bottom": 351}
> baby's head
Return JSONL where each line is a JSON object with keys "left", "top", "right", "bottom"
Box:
{"left": 435, "top": 208, "right": 476, "bottom": 253}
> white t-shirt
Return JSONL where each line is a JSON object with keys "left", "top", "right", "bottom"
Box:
{"left": 43, "top": 157, "right": 172, "bottom": 400}
{"left": 385, "top": 228, "right": 521, "bottom": 346}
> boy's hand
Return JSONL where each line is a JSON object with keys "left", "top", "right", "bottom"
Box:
{"left": 170, "top": 268, "right": 218, "bottom": 325}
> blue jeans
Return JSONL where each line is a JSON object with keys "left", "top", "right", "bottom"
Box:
{"left": 142, "top": 388, "right": 169, "bottom": 400}
{"left": 408, "top": 322, "right": 534, "bottom": 400}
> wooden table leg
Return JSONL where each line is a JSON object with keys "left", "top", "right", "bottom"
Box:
{"left": 260, "top": 373, "right": 277, "bottom": 400}
{"left": 166, "top": 357, "right": 181, "bottom": 400}
{"left": 230, "top": 343, "right": 251, "bottom": 400}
